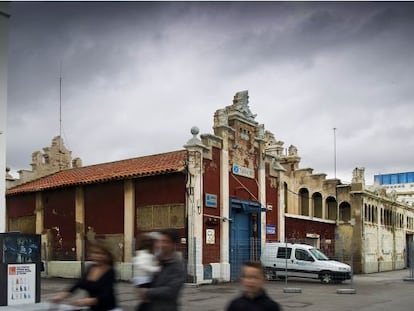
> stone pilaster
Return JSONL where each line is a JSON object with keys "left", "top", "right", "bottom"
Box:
{"left": 219, "top": 129, "right": 231, "bottom": 281}
{"left": 75, "top": 186, "right": 85, "bottom": 261}
{"left": 257, "top": 140, "right": 267, "bottom": 247}
{"left": 124, "top": 179, "right": 135, "bottom": 262}
{"left": 184, "top": 127, "right": 207, "bottom": 283}
{"left": 35, "top": 193, "right": 43, "bottom": 234}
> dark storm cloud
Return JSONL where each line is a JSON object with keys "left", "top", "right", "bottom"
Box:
{"left": 6, "top": 2, "right": 414, "bottom": 183}
{"left": 216, "top": 3, "right": 414, "bottom": 77}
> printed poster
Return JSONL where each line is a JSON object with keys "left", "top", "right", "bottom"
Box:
{"left": 206, "top": 229, "right": 215, "bottom": 244}
{"left": 7, "top": 264, "right": 36, "bottom": 305}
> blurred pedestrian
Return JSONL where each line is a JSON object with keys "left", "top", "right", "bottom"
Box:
{"left": 136, "top": 228, "right": 185, "bottom": 311}
{"left": 51, "top": 241, "right": 120, "bottom": 311}
{"left": 132, "top": 233, "right": 160, "bottom": 287}
{"left": 226, "top": 261, "right": 282, "bottom": 311}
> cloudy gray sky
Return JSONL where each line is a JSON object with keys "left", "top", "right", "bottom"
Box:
{"left": 6, "top": 1, "right": 414, "bottom": 184}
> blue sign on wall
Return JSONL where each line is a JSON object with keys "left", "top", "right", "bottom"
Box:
{"left": 266, "top": 225, "right": 276, "bottom": 235}
{"left": 205, "top": 193, "right": 217, "bottom": 208}
{"left": 232, "top": 164, "right": 254, "bottom": 179}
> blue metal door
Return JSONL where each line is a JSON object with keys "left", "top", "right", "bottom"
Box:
{"left": 229, "top": 198, "right": 265, "bottom": 281}
{"left": 230, "top": 209, "right": 250, "bottom": 281}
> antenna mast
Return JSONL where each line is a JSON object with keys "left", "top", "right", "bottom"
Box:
{"left": 59, "top": 62, "right": 62, "bottom": 138}
{"left": 59, "top": 62, "right": 63, "bottom": 170}
{"left": 333, "top": 127, "right": 337, "bottom": 179}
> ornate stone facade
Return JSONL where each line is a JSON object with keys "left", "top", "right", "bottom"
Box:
{"left": 7, "top": 136, "right": 82, "bottom": 188}
{"left": 6, "top": 91, "right": 414, "bottom": 280}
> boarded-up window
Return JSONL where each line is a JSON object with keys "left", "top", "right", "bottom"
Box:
{"left": 170, "top": 205, "right": 184, "bottom": 228}
{"left": 153, "top": 206, "right": 169, "bottom": 228}
{"left": 138, "top": 206, "right": 153, "bottom": 230}
{"left": 137, "top": 204, "right": 185, "bottom": 230}
{"left": 8, "top": 216, "right": 36, "bottom": 233}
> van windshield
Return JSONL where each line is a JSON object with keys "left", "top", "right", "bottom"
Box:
{"left": 309, "top": 248, "right": 329, "bottom": 260}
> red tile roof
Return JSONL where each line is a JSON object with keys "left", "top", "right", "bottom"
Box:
{"left": 6, "top": 150, "right": 187, "bottom": 195}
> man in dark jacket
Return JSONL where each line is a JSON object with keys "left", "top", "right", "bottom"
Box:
{"left": 226, "top": 261, "right": 282, "bottom": 311}
{"left": 137, "top": 228, "right": 185, "bottom": 311}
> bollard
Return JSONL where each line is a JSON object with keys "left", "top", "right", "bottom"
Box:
{"left": 283, "top": 287, "right": 302, "bottom": 293}
{"left": 336, "top": 288, "right": 356, "bottom": 294}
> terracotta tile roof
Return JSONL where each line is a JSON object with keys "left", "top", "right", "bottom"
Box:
{"left": 6, "top": 150, "right": 187, "bottom": 196}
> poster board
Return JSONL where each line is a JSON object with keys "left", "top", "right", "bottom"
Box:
{"left": 0, "top": 233, "right": 41, "bottom": 306}
{"left": 7, "top": 264, "right": 36, "bottom": 305}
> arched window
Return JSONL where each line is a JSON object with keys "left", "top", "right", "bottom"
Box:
{"left": 368, "top": 204, "right": 372, "bottom": 222}
{"left": 326, "top": 196, "right": 337, "bottom": 221}
{"left": 299, "top": 188, "right": 309, "bottom": 216}
{"left": 364, "top": 203, "right": 368, "bottom": 222}
{"left": 339, "top": 202, "right": 351, "bottom": 222}
{"left": 312, "top": 192, "right": 322, "bottom": 218}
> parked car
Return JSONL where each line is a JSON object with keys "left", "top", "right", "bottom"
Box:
{"left": 261, "top": 242, "right": 351, "bottom": 284}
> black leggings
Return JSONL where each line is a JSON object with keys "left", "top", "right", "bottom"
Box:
{"left": 136, "top": 302, "right": 150, "bottom": 311}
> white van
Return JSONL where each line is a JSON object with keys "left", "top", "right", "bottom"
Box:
{"left": 261, "top": 242, "right": 351, "bottom": 284}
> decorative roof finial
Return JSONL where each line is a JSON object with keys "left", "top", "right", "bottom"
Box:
{"left": 232, "top": 90, "right": 256, "bottom": 120}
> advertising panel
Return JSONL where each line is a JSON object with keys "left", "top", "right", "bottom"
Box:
{"left": 7, "top": 264, "right": 36, "bottom": 305}
{"left": 1, "top": 233, "right": 40, "bottom": 264}
{"left": 0, "top": 233, "right": 41, "bottom": 306}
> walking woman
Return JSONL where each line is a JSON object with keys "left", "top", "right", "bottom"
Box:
{"left": 51, "top": 241, "right": 120, "bottom": 311}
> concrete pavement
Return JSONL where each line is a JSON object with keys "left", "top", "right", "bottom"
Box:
{"left": 1, "top": 269, "right": 414, "bottom": 310}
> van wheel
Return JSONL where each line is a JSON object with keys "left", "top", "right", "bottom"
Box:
{"left": 320, "top": 271, "right": 333, "bottom": 284}
{"left": 264, "top": 268, "right": 276, "bottom": 281}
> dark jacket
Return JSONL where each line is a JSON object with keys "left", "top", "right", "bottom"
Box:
{"left": 68, "top": 264, "right": 117, "bottom": 311}
{"left": 226, "top": 290, "right": 282, "bottom": 311}
{"left": 141, "top": 255, "right": 185, "bottom": 311}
